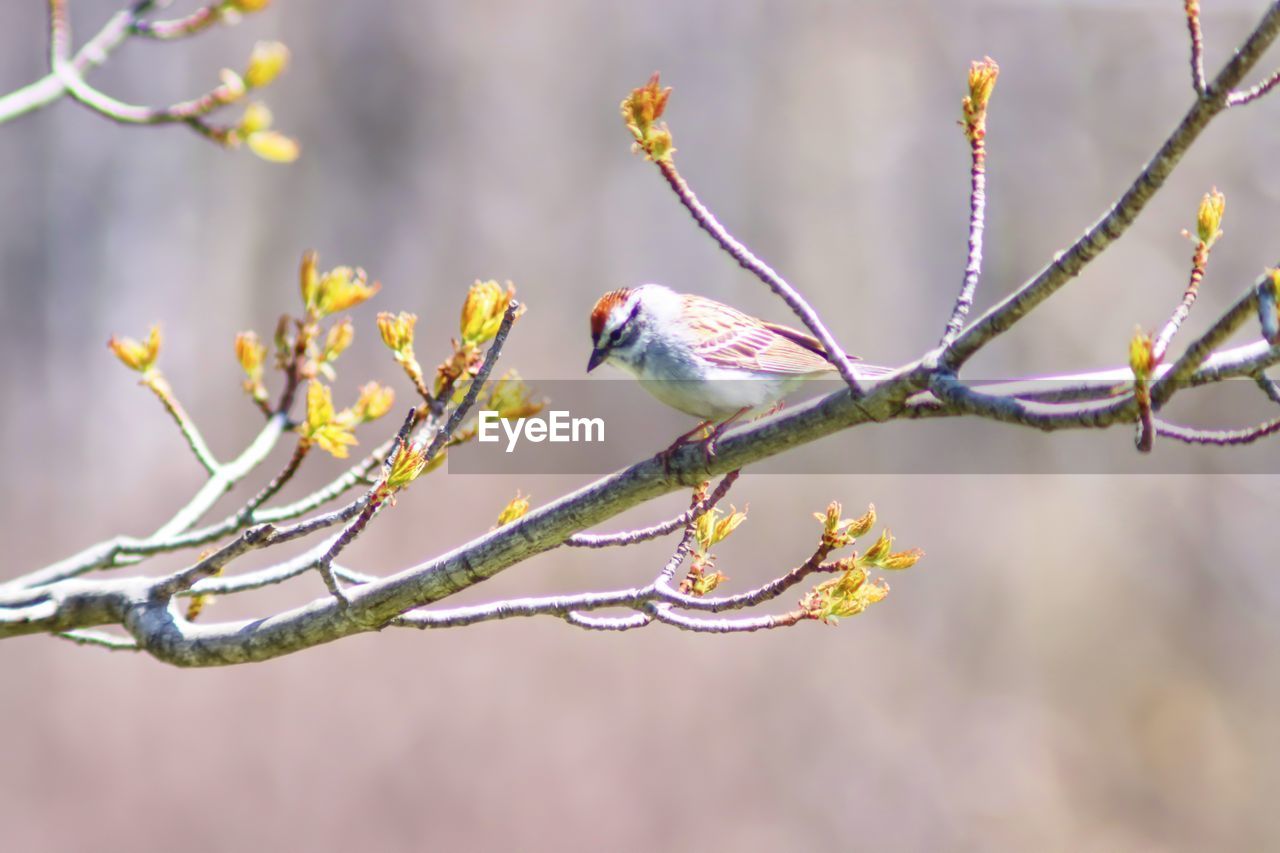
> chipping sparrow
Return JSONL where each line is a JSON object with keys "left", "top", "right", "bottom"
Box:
{"left": 588, "top": 284, "right": 880, "bottom": 432}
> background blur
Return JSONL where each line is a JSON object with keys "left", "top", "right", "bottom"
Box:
{"left": 3, "top": 0, "right": 1280, "bottom": 849}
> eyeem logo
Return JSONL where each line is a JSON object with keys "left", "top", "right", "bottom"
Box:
{"left": 477, "top": 410, "right": 605, "bottom": 453}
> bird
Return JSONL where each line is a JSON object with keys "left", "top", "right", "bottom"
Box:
{"left": 587, "top": 283, "right": 883, "bottom": 456}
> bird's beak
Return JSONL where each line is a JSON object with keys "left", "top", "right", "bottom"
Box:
{"left": 587, "top": 346, "right": 607, "bottom": 373}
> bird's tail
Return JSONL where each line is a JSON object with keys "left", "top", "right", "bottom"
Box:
{"left": 850, "top": 362, "right": 898, "bottom": 380}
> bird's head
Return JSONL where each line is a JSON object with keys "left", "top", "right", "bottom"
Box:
{"left": 588, "top": 286, "right": 645, "bottom": 372}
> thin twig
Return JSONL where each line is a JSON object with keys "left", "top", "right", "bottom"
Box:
{"left": 391, "top": 587, "right": 647, "bottom": 629}
{"left": 148, "top": 411, "right": 289, "bottom": 539}
{"left": 145, "top": 373, "right": 220, "bottom": 474}
{"left": 655, "top": 548, "right": 837, "bottom": 613}
{"left": 152, "top": 523, "right": 280, "bottom": 599}
{"left": 256, "top": 441, "right": 391, "bottom": 522}
{"left": 184, "top": 535, "right": 339, "bottom": 596}
{"left": 238, "top": 439, "right": 311, "bottom": 520}
{"left": 49, "top": 0, "right": 72, "bottom": 68}
{"left": 941, "top": 58, "right": 997, "bottom": 348}
{"left": 57, "top": 629, "right": 140, "bottom": 651}
{"left": 56, "top": 64, "right": 230, "bottom": 139}
{"left": 939, "top": 138, "right": 989, "bottom": 346}
{"left": 0, "top": 1, "right": 157, "bottom": 124}
{"left": 422, "top": 302, "right": 521, "bottom": 466}
{"left": 1185, "top": 0, "right": 1209, "bottom": 95}
{"left": 7, "top": 412, "right": 289, "bottom": 589}
{"left": 6, "top": 419, "right": 394, "bottom": 590}
{"left": 1155, "top": 415, "right": 1280, "bottom": 446}
{"left": 130, "top": 4, "right": 220, "bottom": 40}
{"left": 652, "top": 158, "right": 864, "bottom": 396}
{"left": 643, "top": 602, "right": 808, "bottom": 634}
{"left": 154, "top": 495, "right": 372, "bottom": 600}
{"left": 44, "top": 0, "right": 239, "bottom": 145}
{"left": 656, "top": 521, "right": 697, "bottom": 585}
{"left": 1150, "top": 273, "right": 1269, "bottom": 408}
{"left": 1227, "top": 70, "right": 1280, "bottom": 106}
{"left": 565, "top": 470, "right": 740, "bottom": 548}
{"left": 563, "top": 611, "right": 653, "bottom": 631}
{"left": 1153, "top": 248, "right": 1211, "bottom": 362}
{"left": 1256, "top": 373, "right": 1280, "bottom": 406}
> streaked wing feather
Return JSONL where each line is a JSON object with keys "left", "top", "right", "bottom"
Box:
{"left": 681, "top": 294, "right": 840, "bottom": 375}
{"left": 760, "top": 322, "right": 859, "bottom": 361}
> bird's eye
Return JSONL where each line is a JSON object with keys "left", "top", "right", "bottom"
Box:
{"left": 609, "top": 327, "right": 622, "bottom": 343}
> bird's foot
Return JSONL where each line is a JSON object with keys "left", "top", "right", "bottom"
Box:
{"left": 656, "top": 420, "right": 713, "bottom": 475}
{"left": 757, "top": 400, "right": 787, "bottom": 420}
{"left": 699, "top": 407, "right": 750, "bottom": 468}
{"left": 657, "top": 408, "right": 752, "bottom": 475}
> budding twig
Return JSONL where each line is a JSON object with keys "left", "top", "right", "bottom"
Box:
{"left": 311, "top": 409, "right": 419, "bottom": 602}
{"left": 0, "top": 0, "right": 276, "bottom": 128}
{"left": 129, "top": 4, "right": 222, "bottom": 40}
{"left": 1130, "top": 329, "right": 1157, "bottom": 453}
{"left": 940, "top": 57, "right": 998, "bottom": 349}
{"left": 940, "top": 3, "right": 1280, "bottom": 370}
{"left": 1185, "top": 0, "right": 1208, "bottom": 95}
{"left": 422, "top": 300, "right": 521, "bottom": 466}
{"left": 312, "top": 302, "right": 520, "bottom": 602}
{"left": 390, "top": 513, "right": 850, "bottom": 636}
{"left": 143, "top": 372, "right": 221, "bottom": 475}
{"left": 1154, "top": 189, "right": 1224, "bottom": 362}
{"left": 621, "top": 74, "right": 865, "bottom": 397}
{"left": 36, "top": 0, "right": 295, "bottom": 158}
{"left": 655, "top": 546, "right": 839, "bottom": 613}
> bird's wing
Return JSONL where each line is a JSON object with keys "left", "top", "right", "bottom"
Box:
{"left": 680, "top": 294, "right": 841, "bottom": 375}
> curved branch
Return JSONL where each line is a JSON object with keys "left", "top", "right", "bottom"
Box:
{"left": 652, "top": 158, "right": 865, "bottom": 396}
{"left": 0, "top": 2, "right": 158, "bottom": 123}
{"left": 1155, "top": 415, "right": 1280, "bottom": 446}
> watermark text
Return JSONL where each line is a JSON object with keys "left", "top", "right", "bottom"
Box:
{"left": 478, "top": 410, "right": 605, "bottom": 453}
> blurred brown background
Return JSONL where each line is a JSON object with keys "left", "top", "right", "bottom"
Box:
{"left": 4, "top": 1, "right": 1280, "bottom": 850}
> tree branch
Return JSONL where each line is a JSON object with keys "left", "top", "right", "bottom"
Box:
{"left": 12, "top": 4, "right": 1280, "bottom": 667}
{"left": 940, "top": 1, "right": 1280, "bottom": 369}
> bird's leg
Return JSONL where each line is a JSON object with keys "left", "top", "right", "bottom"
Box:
{"left": 701, "top": 407, "right": 751, "bottom": 465}
{"left": 656, "top": 408, "right": 751, "bottom": 474}
{"left": 656, "top": 420, "right": 713, "bottom": 474}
